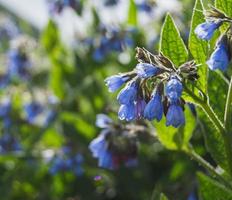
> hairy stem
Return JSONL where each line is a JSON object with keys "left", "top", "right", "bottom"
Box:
{"left": 224, "top": 77, "right": 232, "bottom": 131}
{"left": 185, "top": 86, "right": 232, "bottom": 177}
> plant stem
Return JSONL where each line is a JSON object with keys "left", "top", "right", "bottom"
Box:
{"left": 186, "top": 147, "right": 232, "bottom": 189}
{"left": 224, "top": 77, "right": 232, "bottom": 131}
{"left": 185, "top": 86, "right": 232, "bottom": 177}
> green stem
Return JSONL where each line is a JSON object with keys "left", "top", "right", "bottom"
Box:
{"left": 185, "top": 86, "right": 232, "bottom": 177}
{"left": 186, "top": 147, "right": 232, "bottom": 189}
{"left": 224, "top": 77, "right": 232, "bottom": 131}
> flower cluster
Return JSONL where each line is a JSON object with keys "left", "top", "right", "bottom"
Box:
{"left": 49, "top": 145, "right": 84, "bottom": 176}
{"left": 195, "top": 6, "right": 232, "bottom": 71}
{"left": 90, "top": 25, "right": 134, "bottom": 62}
{"left": 89, "top": 114, "right": 143, "bottom": 170}
{"left": 105, "top": 48, "right": 198, "bottom": 127}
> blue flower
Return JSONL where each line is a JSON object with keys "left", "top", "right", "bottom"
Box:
{"left": 166, "top": 76, "right": 183, "bottom": 103}
{"left": 137, "top": 2, "right": 153, "bottom": 13}
{"left": 24, "top": 102, "right": 43, "bottom": 123}
{"left": 144, "top": 93, "right": 163, "bottom": 121}
{"left": 166, "top": 104, "right": 185, "bottom": 128}
{"left": 194, "top": 21, "right": 221, "bottom": 40}
{"left": 117, "top": 81, "right": 137, "bottom": 104}
{"left": 0, "top": 133, "right": 22, "bottom": 154}
{"left": 7, "top": 49, "right": 30, "bottom": 80}
{"left": 135, "top": 97, "right": 146, "bottom": 119}
{"left": 207, "top": 43, "right": 229, "bottom": 71}
{"left": 105, "top": 75, "right": 129, "bottom": 92}
{"left": 118, "top": 104, "right": 136, "bottom": 121}
{"left": 96, "top": 114, "right": 112, "bottom": 128}
{"left": 136, "top": 63, "right": 160, "bottom": 78}
{"left": 89, "top": 131, "right": 113, "bottom": 169}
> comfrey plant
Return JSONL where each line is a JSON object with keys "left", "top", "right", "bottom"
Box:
{"left": 90, "top": 1, "right": 232, "bottom": 198}
{"left": 105, "top": 47, "right": 198, "bottom": 127}
{"left": 89, "top": 114, "right": 151, "bottom": 170}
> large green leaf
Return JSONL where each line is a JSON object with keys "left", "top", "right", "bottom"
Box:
{"left": 155, "top": 107, "right": 196, "bottom": 151}
{"left": 127, "top": 0, "right": 137, "bottom": 26}
{"left": 198, "top": 172, "right": 232, "bottom": 200}
{"left": 159, "top": 14, "right": 188, "bottom": 66}
{"left": 215, "top": 0, "right": 232, "bottom": 18}
{"left": 189, "top": 0, "right": 208, "bottom": 94}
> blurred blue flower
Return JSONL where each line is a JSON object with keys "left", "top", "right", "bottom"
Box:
{"left": 96, "top": 114, "right": 112, "bottom": 128}
{"left": 166, "top": 76, "right": 183, "bottom": 103}
{"left": 0, "top": 133, "right": 22, "bottom": 154}
{"left": 136, "top": 63, "right": 160, "bottom": 78}
{"left": 194, "top": 21, "right": 221, "bottom": 40}
{"left": 89, "top": 130, "right": 114, "bottom": 169}
{"left": 118, "top": 104, "right": 136, "bottom": 121}
{"left": 24, "top": 102, "right": 43, "bottom": 124}
{"left": 7, "top": 49, "right": 30, "bottom": 80}
{"left": 207, "top": 42, "right": 229, "bottom": 71}
{"left": 92, "top": 26, "right": 134, "bottom": 62}
{"left": 105, "top": 74, "right": 129, "bottom": 92}
{"left": 144, "top": 93, "right": 163, "bottom": 121}
{"left": 50, "top": 147, "right": 84, "bottom": 176}
{"left": 117, "top": 80, "right": 138, "bottom": 105}
{"left": 166, "top": 104, "right": 185, "bottom": 128}
{"left": 136, "top": 1, "right": 153, "bottom": 13}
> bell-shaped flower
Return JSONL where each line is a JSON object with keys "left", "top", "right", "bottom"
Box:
{"left": 117, "top": 81, "right": 137, "bottom": 105}
{"left": 136, "top": 63, "right": 160, "bottom": 78}
{"left": 166, "top": 104, "right": 185, "bottom": 128}
{"left": 207, "top": 43, "right": 230, "bottom": 71}
{"left": 194, "top": 21, "right": 221, "bottom": 40}
{"left": 118, "top": 103, "right": 136, "bottom": 121}
{"left": 166, "top": 76, "right": 183, "bottom": 103}
{"left": 144, "top": 93, "right": 163, "bottom": 121}
{"left": 105, "top": 75, "right": 129, "bottom": 92}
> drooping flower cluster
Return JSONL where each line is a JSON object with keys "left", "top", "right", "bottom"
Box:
{"left": 89, "top": 114, "right": 142, "bottom": 170}
{"left": 90, "top": 25, "right": 134, "bottom": 62}
{"left": 105, "top": 48, "right": 198, "bottom": 127}
{"left": 49, "top": 145, "right": 84, "bottom": 176}
{"left": 195, "top": 6, "right": 232, "bottom": 71}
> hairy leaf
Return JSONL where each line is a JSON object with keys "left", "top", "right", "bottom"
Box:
{"left": 198, "top": 172, "right": 232, "bottom": 200}
{"left": 160, "top": 14, "right": 188, "bottom": 66}
{"left": 189, "top": 0, "right": 208, "bottom": 94}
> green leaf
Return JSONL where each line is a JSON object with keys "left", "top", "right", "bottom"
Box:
{"left": 198, "top": 172, "right": 232, "bottom": 200}
{"left": 159, "top": 14, "right": 188, "bottom": 66}
{"left": 215, "top": 0, "right": 232, "bottom": 18}
{"left": 127, "top": 0, "right": 137, "bottom": 26}
{"left": 189, "top": 0, "right": 208, "bottom": 94}
{"left": 155, "top": 107, "right": 196, "bottom": 150}
{"left": 41, "top": 20, "right": 60, "bottom": 53}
